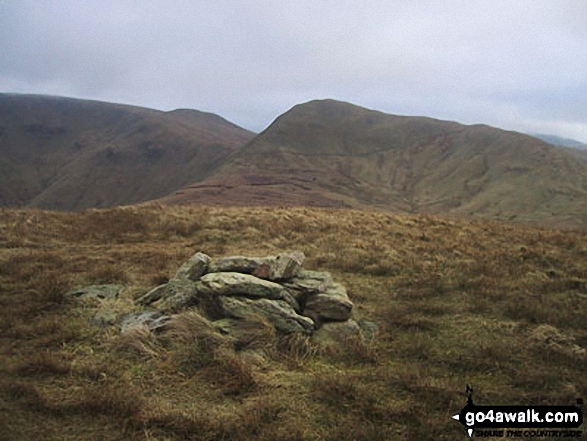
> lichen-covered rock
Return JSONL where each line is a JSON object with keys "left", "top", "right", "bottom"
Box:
{"left": 303, "top": 282, "right": 353, "bottom": 324}
{"left": 218, "top": 296, "right": 314, "bottom": 334}
{"left": 284, "top": 270, "right": 333, "bottom": 296}
{"left": 280, "top": 289, "right": 301, "bottom": 313}
{"left": 151, "top": 280, "right": 201, "bottom": 313}
{"left": 172, "top": 252, "right": 211, "bottom": 282}
{"left": 199, "top": 272, "right": 287, "bottom": 300}
{"left": 67, "top": 284, "right": 123, "bottom": 301}
{"left": 252, "top": 251, "right": 305, "bottom": 280}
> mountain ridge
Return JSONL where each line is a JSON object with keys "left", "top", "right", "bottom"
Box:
{"left": 2, "top": 94, "right": 586, "bottom": 227}
{"left": 0, "top": 93, "right": 255, "bottom": 210}
{"left": 164, "top": 99, "right": 587, "bottom": 227}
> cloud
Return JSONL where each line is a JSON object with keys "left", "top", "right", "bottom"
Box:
{"left": 1, "top": 0, "right": 586, "bottom": 141}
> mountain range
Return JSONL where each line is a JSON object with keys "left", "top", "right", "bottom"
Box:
{"left": 0, "top": 93, "right": 254, "bottom": 210}
{"left": 164, "top": 99, "right": 587, "bottom": 227}
{"left": 2, "top": 93, "right": 586, "bottom": 227}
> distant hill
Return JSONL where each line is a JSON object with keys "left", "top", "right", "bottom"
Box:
{"left": 164, "top": 99, "right": 587, "bottom": 227}
{"left": 0, "top": 94, "right": 254, "bottom": 210}
{"left": 531, "top": 133, "right": 587, "bottom": 150}
{"left": 3, "top": 95, "right": 586, "bottom": 226}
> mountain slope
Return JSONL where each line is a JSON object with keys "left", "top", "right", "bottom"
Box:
{"left": 164, "top": 99, "right": 587, "bottom": 226}
{"left": 0, "top": 94, "right": 254, "bottom": 210}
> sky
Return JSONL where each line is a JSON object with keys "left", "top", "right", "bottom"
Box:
{"left": 1, "top": 0, "right": 586, "bottom": 142}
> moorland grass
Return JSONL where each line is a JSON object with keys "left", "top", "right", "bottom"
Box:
{"left": 0, "top": 205, "right": 585, "bottom": 440}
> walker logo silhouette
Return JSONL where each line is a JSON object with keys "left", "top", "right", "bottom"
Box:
{"left": 451, "top": 385, "right": 583, "bottom": 438}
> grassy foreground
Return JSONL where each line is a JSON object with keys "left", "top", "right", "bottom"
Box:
{"left": 0, "top": 205, "right": 585, "bottom": 440}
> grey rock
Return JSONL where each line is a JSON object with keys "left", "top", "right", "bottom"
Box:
{"left": 199, "top": 272, "right": 286, "bottom": 300}
{"left": 283, "top": 270, "right": 333, "bottom": 295}
{"left": 120, "top": 311, "right": 173, "bottom": 334}
{"left": 208, "top": 256, "right": 264, "bottom": 274}
{"left": 172, "top": 252, "right": 211, "bottom": 282}
{"left": 281, "top": 289, "right": 301, "bottom": 313}
{"left": 151, "top": 280, "right": 201, "bottom": 313}
{"left": 252, "top": 251, "right": 305, "bottom": 280}
{"left": 209, "top": 252, "right": 305, "bottom": 281}
{"left": 218, "top": 296, "right": 314, "bottom": 334}
{"left": 303, "top": 282, "right": 353, "bottom": 324}
{"left": 67, "top": 284, "right": 123, "bottom": 301}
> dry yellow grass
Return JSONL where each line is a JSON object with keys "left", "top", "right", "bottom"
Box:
{"left": 0, "top": 205, "right": 585, "bottom": 440}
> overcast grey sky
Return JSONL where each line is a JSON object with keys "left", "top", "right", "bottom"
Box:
{"left": 1, "top": 0, "right": 586, "bottom": 142}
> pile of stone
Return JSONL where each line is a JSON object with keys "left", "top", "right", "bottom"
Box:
{"left": 67, "top": 251, "right": 376, "bottom": 348}
{"left": 136, "top": 251, "right": 375, "bottom": 343}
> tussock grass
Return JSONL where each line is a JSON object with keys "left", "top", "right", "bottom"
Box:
{"left": 0, "top": 205, "right": 586, "bottom": 439}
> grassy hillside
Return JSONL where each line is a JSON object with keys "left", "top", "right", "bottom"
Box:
{"left": 165, "top": 100, "right": 587, "bottom": 227}
{"left": 0, "top": 205, "right": 585, "bottom": 440}
{"left": 0, "top": 94, "right": 254, "bottom": 210}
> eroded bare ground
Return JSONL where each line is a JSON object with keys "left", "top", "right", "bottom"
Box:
{"left": 0, "top": 205, "right": 586, "bottom": 440}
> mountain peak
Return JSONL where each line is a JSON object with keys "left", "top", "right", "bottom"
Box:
{"left": 286, "top": 98, "right": 379, "bottom": 119}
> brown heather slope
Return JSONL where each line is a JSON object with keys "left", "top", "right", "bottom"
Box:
{"left": 0, "top": 205, "right": 586, "bottom": 440}
{"left": 164, "top": 99, "right": 587, "bottom": 227}
{"left": 0, "top": 93, "right": 254, "bottom": 210}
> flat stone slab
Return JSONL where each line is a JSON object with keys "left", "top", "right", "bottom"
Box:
{"left": 151, "top": 280, "right": 201, "bottom": 313}
{"left": 67, "top": 284, "right": 123, "bottom": 301}
{"left": 283, "top": 270, "right": 333, "bottom": 295}
{"left": 199, "top": 272, "right": 286, "bottom": 300}
{"left": 251, "top": 251, "right": 305, "bottom": 281}
{"left": 218, "top": 296, "right": 315, "bottom": 334}
{"left": 208, "top": 256, "right": 264, "bottom": 274}
{"left": 208, "top": 252, "right": 305, "bottom": 281}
